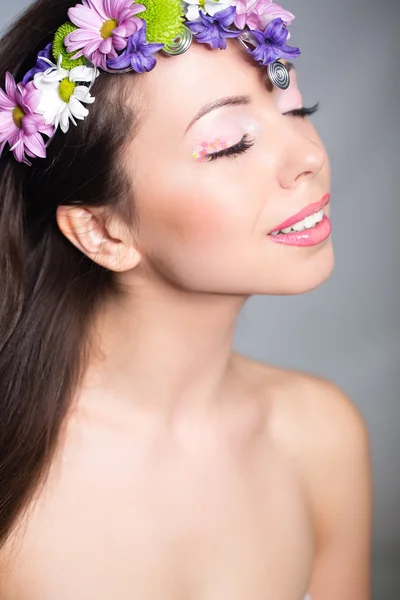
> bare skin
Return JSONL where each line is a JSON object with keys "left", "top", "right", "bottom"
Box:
{"left": 0, "top": 38, "right": 371, "bottom": 599}
{"left": 0, "top": 353, "right": 371, "bottom": 600}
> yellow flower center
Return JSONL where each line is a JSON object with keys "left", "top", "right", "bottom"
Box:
{"left": 12, "top": 106, "right": 25, "bottom": 129}
{"left": 100, "top": 19, "right": 118, "bottom": 39}
{"left": 58, "top": 78, "right": 76, "bottom": 104}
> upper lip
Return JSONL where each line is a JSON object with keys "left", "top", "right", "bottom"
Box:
{"left": 269, "top": 193, "right": 330, "bottom": 233}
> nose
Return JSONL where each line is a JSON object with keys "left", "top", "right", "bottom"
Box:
{"left": 277, "top": 127, "right": 326, "bottom": 190}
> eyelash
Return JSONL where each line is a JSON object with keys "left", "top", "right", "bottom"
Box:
{"left": 205, "top": 103, "right": 320, "bottom": 162}
{"left": 284, "top": 102, "right": 320, "bottom": 118}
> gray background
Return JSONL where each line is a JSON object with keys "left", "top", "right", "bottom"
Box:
{"left": 1, "top": 0, "right": 399, "bottom": 597}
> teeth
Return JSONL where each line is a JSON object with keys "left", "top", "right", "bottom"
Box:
{"left": 292, "top": 220, "right": 306, "bottom": 231}
{"left": 315, "top": 210, "right": 323, "bottom": 223}
{"left": 304, "top": 215, "right": 316, "bottom": 229}
{"left": 271, "top": 210, "right": 324, "bottom": 235}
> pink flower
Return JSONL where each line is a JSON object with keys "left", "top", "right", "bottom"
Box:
{"left": 0, "top": 73, "right": 54, "bottom": 165}
{"left": 65, "top": 0, "right": 146, "bottom": 70}
{"left": 234, "top": 0, "right": 295, "bottom": 32}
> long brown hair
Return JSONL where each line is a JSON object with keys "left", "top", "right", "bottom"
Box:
{"left": 0, "top": 0, "right": 141, "bottom": 548}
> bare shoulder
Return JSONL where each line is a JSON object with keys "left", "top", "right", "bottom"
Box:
{"left": 231, "top": 351, "right": 371, "bottom": 533}
{"left": 266, "top": 363, "right": 370, "bottom": 457}
{"left": 232, "top": 351, "right": 369, "bottom": 456}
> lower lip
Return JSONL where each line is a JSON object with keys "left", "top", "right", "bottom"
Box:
{"left": 268, "top": 215, "right": 332, "bottom": 246}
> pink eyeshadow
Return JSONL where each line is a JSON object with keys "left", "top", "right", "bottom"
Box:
{"left": 192, "top": 137, "right": 232, "bottom": 163}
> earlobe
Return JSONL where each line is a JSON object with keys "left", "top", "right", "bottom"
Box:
{"left": 56, "top": 205, "right": 141, "bottom": 272}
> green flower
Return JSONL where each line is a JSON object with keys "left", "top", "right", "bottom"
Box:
{"left": 52, "top": 22, "right": 87, "bottom": 70}
{"left": 138, "top": 0, "right": 185, "bottom": 45}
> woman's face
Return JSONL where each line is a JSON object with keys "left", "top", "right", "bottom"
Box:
{"left": 125, "top": 39, "right": 333, "bottom": 295}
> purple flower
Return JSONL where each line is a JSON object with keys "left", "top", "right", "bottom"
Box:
{"left": 0, "top": 73, "right": 54, "bottom": 165}
{"left": 107, "top": 23, "right": 164, "bottom": 73}
{"left": 185, "top": 6, "right": 241, "bottom": 50}
{"left": 65, "top": 0, "right": 146, "bottom": 70}
{"left": 22, "top": 43, "right": 53, "bottom": 86}
{"left": 246, "top": 17, "right": 300, "bottom": 64}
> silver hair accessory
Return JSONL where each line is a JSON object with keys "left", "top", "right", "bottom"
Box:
{"left": 162, "top": 25, "right": 193, "bottom": 56}
{"left": 0, "top": 0, "right": 300, "bottom": 165}
{"left": 267, "top": 60, "right": 290, "bottom": 90}
{"left": 237, "top": 29, "right": 290, "bottom": 90}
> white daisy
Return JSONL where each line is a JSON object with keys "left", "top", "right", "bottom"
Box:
{"left": 33, "top": 56, "right": 99, "bottom": 134}
{"left": 183, "top": 0, "right": 236, "bottom": 22}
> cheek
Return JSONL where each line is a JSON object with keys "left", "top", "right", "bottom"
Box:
{"left": 160, "top": 188, "right": 246, "bottom": 247}
{"left": 135, "top": 167, "right": 256, "bottom": 266}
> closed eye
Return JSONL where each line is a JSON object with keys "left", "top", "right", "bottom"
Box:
{"left": 203, "top": 103, "right": 320, "bottom": 162}
{"left": 283, "top": 102, "right": 320, "bottom": 118}
{"left": 203, "top": 134, "right": 255, "bottom": 162}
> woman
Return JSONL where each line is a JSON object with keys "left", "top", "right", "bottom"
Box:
{"left": 0, "top": 0, "right": 372, "bottom": 598}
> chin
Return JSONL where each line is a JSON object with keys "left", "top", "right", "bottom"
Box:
{"left": 283, "top": 245, "right": 335, "bottom": 295}
{"left": 261, "top": 240, "right": 335, "bottom": 296}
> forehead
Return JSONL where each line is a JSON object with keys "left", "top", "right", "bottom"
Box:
{"left": 132, "top": 39, "right": 267, "bottom": 132}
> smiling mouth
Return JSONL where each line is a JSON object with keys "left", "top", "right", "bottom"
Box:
{"left": 268, "top": 193, "right": 330, "bottom": 235}
{"left": 269, "top": 209, "right": 324, "bottom": 235}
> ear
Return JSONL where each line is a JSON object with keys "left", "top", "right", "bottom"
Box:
{"left": 56, "top": 205, "right": 141, "bottom": 272}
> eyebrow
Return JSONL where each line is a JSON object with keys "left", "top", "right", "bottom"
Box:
{"left": 184, "top": 61, "right": 295, "bottom": 134}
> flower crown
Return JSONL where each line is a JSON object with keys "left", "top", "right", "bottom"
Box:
{"left": 0, "top": 0, "right": 300, "bottom": 166}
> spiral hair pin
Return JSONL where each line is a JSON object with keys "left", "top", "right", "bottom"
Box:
{"left": 267, "top": 60, "right": 290, "bottom": 90}
{"left": 102, "top": 64, "right": 135, "bottom": 74}
{"left": 162, "top": 25, "right": 193, "bottom": 56}
{"left": 0, "top": 0, "right": 301, "bottom": 165}
{"left": 236, "top": 30, "right": 258, "bottom": 52}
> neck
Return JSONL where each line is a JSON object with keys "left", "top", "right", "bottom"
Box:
{"left": 81, "top": 278, "right": 249, "bottom": 424}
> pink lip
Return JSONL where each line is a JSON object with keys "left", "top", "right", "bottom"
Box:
{"left": 269, "top": 215, "right": 332, "bottom": 247}
{"left": 269, "top": 193, "right": 331, "bottom": 234}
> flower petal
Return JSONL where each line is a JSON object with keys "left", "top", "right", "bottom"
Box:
{"left": 36, "top": 88, "right": 65, "bottom": 123}
{"left": 186, "top": 5, "right": 200, "bottom": 21}
{"left": 104, "top": 0, "right": 116, "bottom": 19}
{"left": 107, "top": 51, "right": 131, "bottom": 70}
{"left": 258, "top": 4, "right": 295, "bottom": 25}
{"left": 99, "top": 37, "right": 113, "bottom": 54}
{"left": 22, "top": 82, "right": 43, "bottom": 113}
{"left": 21, "top": 114, "right": 40, "bottom": 135}
{"left": 41, "top": 123, "right": 55, "bottom": 138}
{"left": 69, "top": 65, "right": 99, "bottom": 83}
{"left": 0, "top": 114, "right": 16, "bottom": 142}
{"left": 59, "top": 107, "right": 72, "bottom": 133}
{"left": 11, "top": 136, "right": 26, "bottom": 163}
{"left": 5, "top": 73, "right": 18, "bottom": 103}
{"left": 34, "top": 69, "right": 63, "bottom": 87}
{"left": 82, "top": 38, "right": 104, "bottom": 57}
{"left": 66, "top": 28, "right": 100, "bottom": 44}
{"left": 0, "top": 87, "right": 15, "bottom": 110}
{"left": 69, "top": 96, "right": 89, "bottom": 120}
{"left": 73, "top": 86, "right": 95, "bottom": 104}
{"left": 276, "top": 43, "right": 301, "bottom": 59}
{"left": 23, "top": 132, "right": 47, "bottom": 158}
{"left": 68, "top": 48, "right": 86, "bottom": 60}
{"left": 22, "top": 43, "right": 53, "bottom": 86}
{"left": 122, "top": 18, "right": 142, "bottom": 37}
{"left": 68, "top": 5, "right": 103, "bottom": 31}
{"left": 112, "top": 34, "right": 127, "bottom": 51}
{"left": 86, "top": 0, "right": 109, "bottom": 21}
{"left": 263, "top": 18, "right": 288, "bottom": 45}
{"left": 91, "top": 50, "right": 108, "bottom": 69}
{"left": 0, "top": 110, "right": 14, "bottom": 127}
